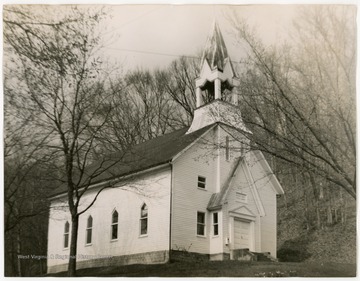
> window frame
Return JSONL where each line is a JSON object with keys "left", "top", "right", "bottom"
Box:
{"left": 197, "top": 176, "right": 206, "bottom": 190}
{"left": 63, "top": 221, "right": 70, "bottom": 249}
{"left": 86, "top": 215, "right": 93, "bottom": 245}
{"left": 111, "top": 210, "right": 119, "bottom": 241}
{"left": 197, "top": 211, "right": 206, "bottom": 237}
{"left": 140, "top": 203, "right": 148, "bottom": 236}
{"left": 213, "top": 212, "right": 219, "bottom": 236}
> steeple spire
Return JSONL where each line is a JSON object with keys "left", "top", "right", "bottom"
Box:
{"left": 195, "top": 21, "right": 239, "bottom": 108}
{"left": 201, "top": 21, "right": 230, "bottom": 72}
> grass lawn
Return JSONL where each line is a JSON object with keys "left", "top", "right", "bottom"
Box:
{"left": 49, "top": 260, "right": 356, "bottom": 277}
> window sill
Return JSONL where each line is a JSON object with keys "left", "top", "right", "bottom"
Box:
{"left": 85, "top": 243, "right": 92, "bottom": 247}
{"left": 139, "top": 234, "right": 148, "bottom": 238}
{"left": 196, "top": 235, "right": 207, "bottom": 239}
{"left": 197, "top": 188, "right": 207, "bottom": 191}
{"left": 110, "top": 239, "right": 118, "bottom": 242}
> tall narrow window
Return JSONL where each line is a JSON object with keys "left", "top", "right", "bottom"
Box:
{"left": 198, "top": 176, "right": 206, "bottom": 189}
{"left": 111, "top": 210, "right": 118, "bottom": 240}
{"left": 140, "top": 204, "right": 148, "bottom": 236}
{"left": 86, "top": 215, "right": 93, "bottom": 245}
{"left": 197, "top": 212, "right": 206, "bottom": 236}
{"left": 225, "top": 136, "right": 230, "bottom": 161}
{"left": 213, "top": 213, "right": 219, "bottom": 236}
{"left": 64, "top": 221, "right": 70, "bottom": 248}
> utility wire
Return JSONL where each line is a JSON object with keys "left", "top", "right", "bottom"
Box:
{"left": 105, "top": 47, "right": 199, "bottom": 59}
{"left": 104, "top": 46, "right": 242, "bottom": 65}
{"left": 102, "top": 6, "right": 243, "bottom": 65}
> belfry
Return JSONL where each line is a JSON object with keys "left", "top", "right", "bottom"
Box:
{"left": 195, "top": 21, "right": 240, "bottom": 106}
{"left": 187, "top": 22, "right": 250, "bottom": 134}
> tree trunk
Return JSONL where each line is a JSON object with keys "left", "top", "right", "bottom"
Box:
{"left": 319, "top": 185, "right": 324, "bottom": 200}
{"left": 327, "top": 206, "right": 332, "bottom": 225}
{"left": 334, "top": 208, "right": 338, "bottom": 223}
{"left": 341, "top": 201, "right": 347, "bottom": 225}
{"left": 340, "top": 189, "right": 347, "bottom": 225}
{"left": 327, "top": 188, "right": 334, "bottom": 225}
{"left": 316, "top": 207, "right": 321, "bottom": 229}
{"left": 68, "top": 214, "right": 79, "bottom": 277}
{"left": 16, "top": 227, "right": 22, "bottom": 277}
{"left": 303, "top": 180, "right": 310, "bottom": 231}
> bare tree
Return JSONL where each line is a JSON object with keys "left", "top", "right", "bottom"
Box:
{"left": 3, "top": 5, "right": 127, "bottom": 276}
{"left": 96, "top": 63, "right": 197, "bottom": 153}
{"left": 164, "top": 56, "right": 199, "bottom": 122}
{"left": 3, "top": 72, "right": 58, "bottom": 276}
{"left": 228, "top": 5, "right": 356, "bottom": 199}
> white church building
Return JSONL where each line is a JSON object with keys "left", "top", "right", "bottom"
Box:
{"left": 47, "top": 23, "right": 284, "bottom": 274}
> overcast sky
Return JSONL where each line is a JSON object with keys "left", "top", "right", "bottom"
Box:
{"left": 2, "top": 2, "right": 356, "bottom": 72}
{"left": 98, "top": 4, "right": 298, "bottom": 70}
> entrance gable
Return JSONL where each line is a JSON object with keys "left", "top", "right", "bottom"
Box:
{"left": 222, "top": 159, "right": 264, "bottom": 217}
{"left": 229, "top": 206, "right": 256, "bottom": 220}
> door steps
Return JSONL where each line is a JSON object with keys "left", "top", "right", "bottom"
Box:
{"left": 232, "top": 249, "right": 277, "bottom": 262}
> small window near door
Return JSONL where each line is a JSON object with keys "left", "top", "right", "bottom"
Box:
{"left": 198, "top": 176, "right": 206, "bottom": 189}
{"left": 197, "top": 212, "right": 206, "bottom": 236}
{"left": 213, "top": 213, "right": 219, "bottom": 236}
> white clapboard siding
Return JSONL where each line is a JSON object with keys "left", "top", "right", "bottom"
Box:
{"left": 224, "top": 160, "right": 261, "bottom": 252}
{"left": 171, "top": 126, "right": 244, "bottom": 255}
{"left": 247, "top": 152, "right": 278, "bottom": 257}
{"left": 171, "top": 128, "right": 217, "bottom": 254}
{"left": 47, "top": 168, "right": 171, "bottom": 269}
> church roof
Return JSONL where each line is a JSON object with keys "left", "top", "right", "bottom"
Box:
{"left": 50, "top": 124, "right": 214, "bottom": 198}
{"left": 201, "top": 21, "right": 231, "bottom": 72}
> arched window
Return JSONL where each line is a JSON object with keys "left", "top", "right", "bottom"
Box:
{"left": 140, "top": 204, "right": 148, "bottom": 236}
{"left": 64, "top": 221, "right": 70, "bottom": 248}
{"left": 86, "top": 215, "right": 93, "bottom": 245}
{"left": 111, "top": 210, "right": 118, "bottom": 240}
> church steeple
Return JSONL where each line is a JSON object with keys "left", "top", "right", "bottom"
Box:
{"left": 187, "top": 22, "right": 250, "bottom": 135}
{"left": 195, "top": 21, "right": 239, "bottom": 107}
{"left": 201, "top": 21, "right": 229, "bottom": 72}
